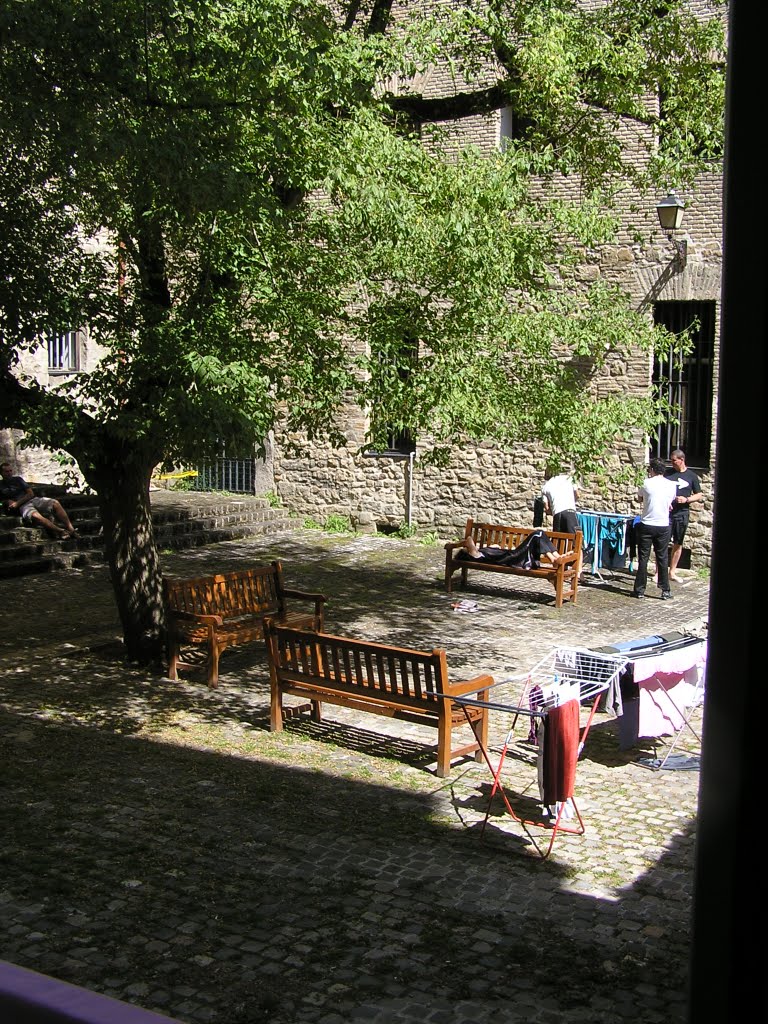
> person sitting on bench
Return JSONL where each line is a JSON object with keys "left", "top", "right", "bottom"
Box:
{"left": 446, "top": 529, "right": 566, "bottom": 569}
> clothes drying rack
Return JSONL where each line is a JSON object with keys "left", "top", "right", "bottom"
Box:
{"left": 453, "top": 647, "right": 628, "bottom": 859}
{"left": 576, "top": 509, "right": 635, "bottom": 584}
{"left": 636, "top": 659, "right": 706, "bottom": 771}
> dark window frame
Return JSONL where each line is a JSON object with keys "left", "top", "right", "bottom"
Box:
{"left": 47, "top": 329, "right": 81, "bottom": 373}
{"left": 651, "top": 300, "right": 715, "bottom": 469}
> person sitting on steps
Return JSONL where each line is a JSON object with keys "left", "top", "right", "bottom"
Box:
{"left": 0, "top": 461, "right": 79, "bottom": 539}
{"left": 446, "top": 529, "right": 568, "bottom": 569}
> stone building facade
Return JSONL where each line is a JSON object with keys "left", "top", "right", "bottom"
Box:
{"left": 2, "top": 2, "right": 722, "bottom": 569}
{"left": 273, "top": 20, "right": 723, "bottom": 567}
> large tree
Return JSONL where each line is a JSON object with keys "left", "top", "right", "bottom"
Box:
{"left": 0, "top": 0, "right": 724, "bottom": 662}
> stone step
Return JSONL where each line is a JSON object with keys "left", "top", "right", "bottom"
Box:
{"left": 0, "top": 548, "right": 104, "bottom": 580}
{"left": 0, "top": 490, "right": 302, "bottom": 579}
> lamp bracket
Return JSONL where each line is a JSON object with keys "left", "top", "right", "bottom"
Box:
{"left": 663, "top": 232, "right": 687, "bottom": 270}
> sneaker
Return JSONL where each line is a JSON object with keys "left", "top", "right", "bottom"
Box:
{"left": 661, "top": 590, "right": 673, "bottom": 600}
{"left": 632, "top": 591, "right": 645, "bottom": 599}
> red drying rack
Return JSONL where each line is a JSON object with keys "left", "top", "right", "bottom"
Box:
{"left": 454, "top": 647, "right": 628, "bottom": 859}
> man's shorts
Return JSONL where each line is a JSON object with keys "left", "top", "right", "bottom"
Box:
{"left": 553, "top": 509, "right": 579, "bottom": 535}
{"left": 670, "top": 511, "right": 689, "bottom": 546}
{"left": 19, "top": 497, "right": 57, "bottom": 521}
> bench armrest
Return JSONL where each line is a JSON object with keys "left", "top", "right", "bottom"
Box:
{"left": 557, "top": 551, "right": 578, "bottom": 567}
{"left": 444, "top": 540, "right": 466, "bottom": 552}
{"left": 167, "top": 609, "right": 224, "bottom": 627}
{"left": 445, "top": 674, "right": 494, "bottom": 699}
{"left": 283, "top": 588, "right": 327, "bottom": 602}
{"left": 282, "top": 589, "right": 327, "bottom": 614}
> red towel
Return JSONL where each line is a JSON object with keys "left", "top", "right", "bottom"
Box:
{"left": 542, "top": 699, "right": 580, "bottom": 803}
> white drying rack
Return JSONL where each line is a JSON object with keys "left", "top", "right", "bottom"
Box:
{"left": 515, "top": 646, "right": 625, "bottom": 712}
{"left": 453, "top": 646, "right": 627, "bottom": 717}
{"left": 452, "top": 646, "right": 628, "bottom": 858}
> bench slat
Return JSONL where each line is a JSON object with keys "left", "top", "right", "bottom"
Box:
{"left": 445, "top": 518, "right": 582, "bottom": 608}
{"left": 267, "top": 625, "right": 492, "bottom": 777}
{"left": 163, "top": 562, "right": 326, "bottom": 688}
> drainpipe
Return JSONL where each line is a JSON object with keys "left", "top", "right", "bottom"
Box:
{"left": 404, "top": 451, "right": 415, "bottom": 526}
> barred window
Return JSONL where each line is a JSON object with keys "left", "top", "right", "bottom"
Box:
{"left": 47, "top": 329, "right": 81, "bottom": 372}
{"left": 651, "top": 301, "right": 715, "bottom": 469}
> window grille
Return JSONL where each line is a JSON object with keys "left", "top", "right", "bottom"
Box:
{"left": 367, "top": 332, "right": 418, "bottom": 457}
{"left": 651, "top": 300, "right": 715, "bottom": 468}
{"left": 47, "top": 330, "right": 80, "bottom": 372}
{"left": 385, "top": 427, "right": 416, "bottom": 454}
{"left": 194, "top": 455, "right": 257, "bottom": 493}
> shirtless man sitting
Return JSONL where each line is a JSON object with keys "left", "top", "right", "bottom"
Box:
{"left": 0, "top": 461, "right": 79, "bottom": 538}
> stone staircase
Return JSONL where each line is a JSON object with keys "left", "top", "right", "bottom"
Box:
{"left": 0, "top": 488, "right": 303, "bottom": 580}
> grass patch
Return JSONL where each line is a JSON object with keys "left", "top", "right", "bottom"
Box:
{"left": 303, "top": 513, "right": 354, "bottom": 533}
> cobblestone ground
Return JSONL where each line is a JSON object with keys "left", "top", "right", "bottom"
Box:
{"left": 0, "top": 518, "right": 710, "bottom": 1024}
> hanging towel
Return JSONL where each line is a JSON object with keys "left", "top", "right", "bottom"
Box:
{"left": 576, "top": 512, "right": 598, "bottom": 550}
{"left": 540, "top": 699, "right": 580, "bottom": 804}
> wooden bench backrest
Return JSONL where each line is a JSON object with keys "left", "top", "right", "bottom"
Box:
{"left": 465, "top": 519, "right": 580, "bottom": 557}
{"left": 163, "top": 561, "right": 284, "bottom": 619}
{"left": 270, "top": 626, "right": 449, "bottom": 707}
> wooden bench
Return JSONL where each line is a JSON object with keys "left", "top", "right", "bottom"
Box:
{"left": 444, "top": 518, "right": 582, "bottom": 608}
{"left": 266, "top": 624, "right": 492, "bottom": 778}
{"left": 163, "top": 561, "right": 327, "bottom": 688}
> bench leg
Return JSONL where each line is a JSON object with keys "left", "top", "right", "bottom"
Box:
{"left": 311, "top": 700, "right": 323, "bottom": 723}
{"left": 445, "top": 560, "right": 455, "bottom": 593}
{"left": 269, "top": 683, "right": 284, "bottom": 732}
{"left": 167, "top": 636, "right": 179, "bottom": 681}
{"left": 554, "top": 569, "right": 564, "bottom": 609}
{"left": 206, "top": 644, "right": 221, "bottom": 688}
{"left": 474, "top": 709, "right": 489, "bottom": 763}
{"left": 436, "top": 716, "right": 451, "bottom": 778}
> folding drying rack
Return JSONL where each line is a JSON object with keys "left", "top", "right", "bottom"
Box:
{"left": 453, "top": 646, "right": 628, "bottom": 859}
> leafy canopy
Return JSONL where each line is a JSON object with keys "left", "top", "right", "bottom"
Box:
{"left": 0, "top": 0, "right": 726, "bottom": 482}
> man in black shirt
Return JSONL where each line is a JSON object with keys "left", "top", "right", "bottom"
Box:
{"left": 665, "top": 449, "right": 703, "bottom": 581}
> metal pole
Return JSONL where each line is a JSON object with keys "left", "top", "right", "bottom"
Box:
{"left": 404, "top": 452, "right": 414, "bottom": 526}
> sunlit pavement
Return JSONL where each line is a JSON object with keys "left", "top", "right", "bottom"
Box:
{"left": 0, "top": 523, "right": 710, "bottom": 1024}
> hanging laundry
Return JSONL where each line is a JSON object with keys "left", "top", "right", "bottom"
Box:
{"left": 538, "top": 698, "right": 580, "bottom": 805}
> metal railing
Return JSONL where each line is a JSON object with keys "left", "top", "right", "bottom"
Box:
{"left": 193, "top": 456, "right": 257, "bottom": 494}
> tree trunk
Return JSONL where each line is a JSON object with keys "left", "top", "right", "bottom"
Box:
{"left": 97, "top": 470, "right": 166, "bottom": 666}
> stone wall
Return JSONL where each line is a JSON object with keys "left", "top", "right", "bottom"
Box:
{"left": 0, "top": 326, "right": 105, "bottom": 487}
{"left": 1, "top": 1, "right": 722, "bottom": 569}
{"left": 273, "top": 100, "right": 722, "bottom": 568}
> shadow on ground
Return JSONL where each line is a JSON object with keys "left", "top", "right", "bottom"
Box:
{"left": 0, "top": 529, "right": 707, "bottom": 1024}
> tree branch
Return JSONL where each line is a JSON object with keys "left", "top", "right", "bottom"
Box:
{"left": 366, "top": 0, "right": 395, "bottom": 37}
{"left": 0, "top": 366, "right": 94, "bottom": 456}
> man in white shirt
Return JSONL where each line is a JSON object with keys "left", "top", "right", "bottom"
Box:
{"left": 632, "top": 458, "right": 678, "bottom": 600}
{"left": 541, "top": 466, "right": 579, "bottom": 535}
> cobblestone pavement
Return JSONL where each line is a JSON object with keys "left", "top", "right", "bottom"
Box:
{"left": 0, "top": 512, "right": 710, "bottom": 1024}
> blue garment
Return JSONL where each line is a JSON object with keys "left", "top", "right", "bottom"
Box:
{"left": 576, "top": 512, "right": 597, "bottom": 549}
{"left": 598, "top": 515, "right": 628, "bottom": 561}
{"left": 613, "top": 635, "right": 665, "bottom": 652}
{"left": 577, "top": 511, "right": 633, "bottom": 570}
{"left": 576, "top": 512, "right": 599, "bottom": 572}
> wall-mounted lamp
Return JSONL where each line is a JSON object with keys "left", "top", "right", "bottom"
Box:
{"left": 655, "top": 190, "right": 687, "bottom": 270}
